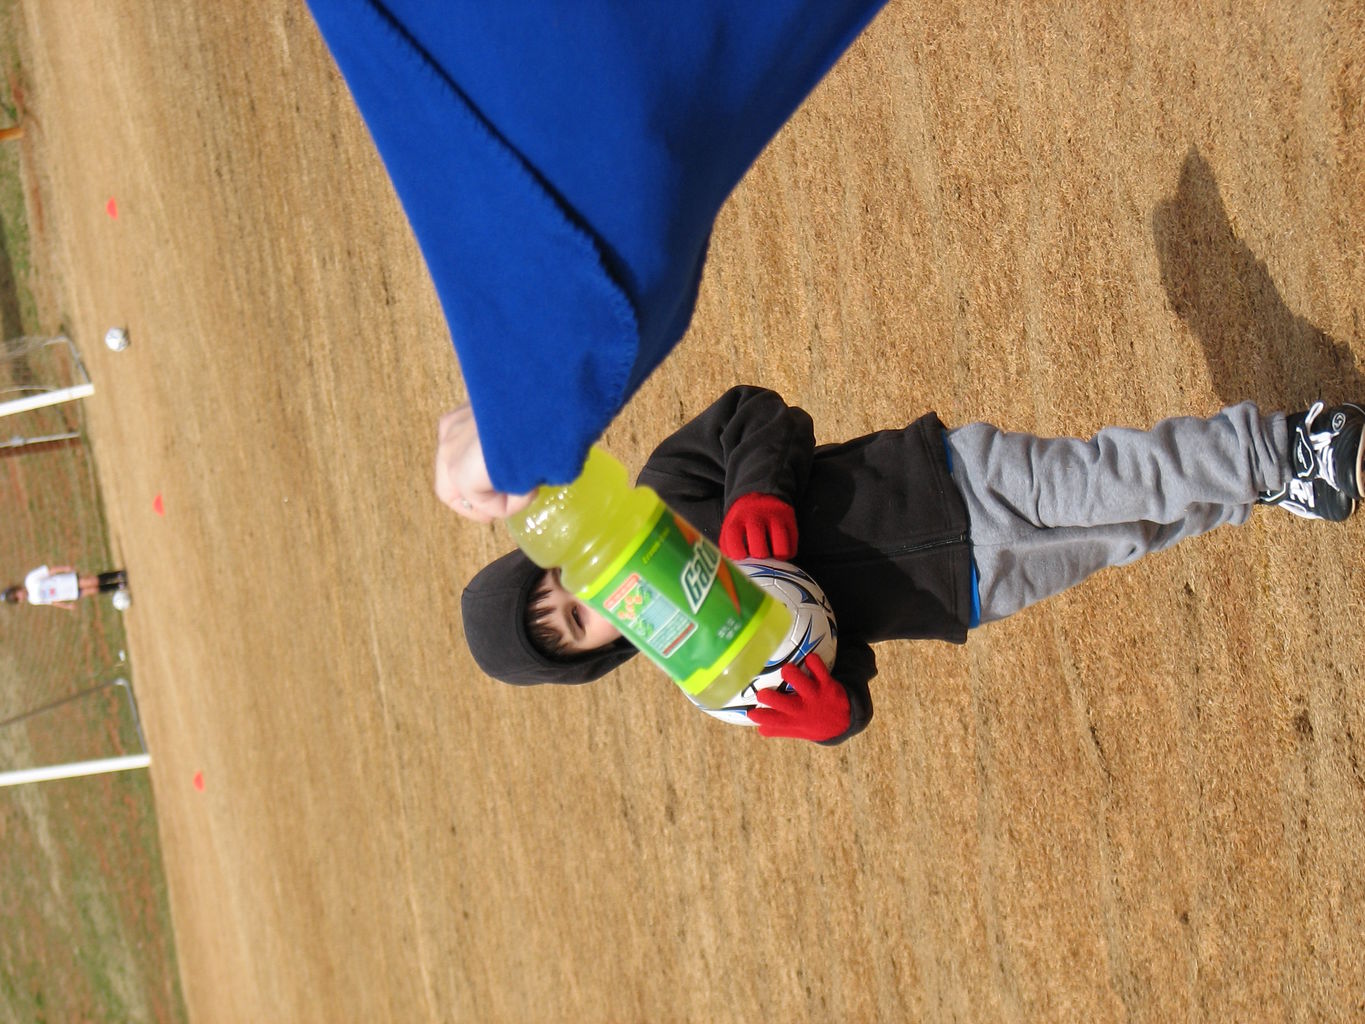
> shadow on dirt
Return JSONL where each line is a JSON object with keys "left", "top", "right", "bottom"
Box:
{"left": 1152, "top": 147, "right": 1361, "bottom": 411}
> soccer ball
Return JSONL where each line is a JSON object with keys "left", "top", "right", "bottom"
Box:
{"left": 741, "top": 558, "right": 838, "bottom": 688}
{"left": 689, "top": 558, "right": 837, "bottom": 727}
{"left": 111, "top": 589, "right": 131, "bottom": 611}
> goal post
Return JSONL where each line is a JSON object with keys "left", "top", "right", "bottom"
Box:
{"left": 0, "top": 753, "right": 150, "bottom": 788}
{"left": 0, "top": 380, "right": 94, "bottom": 418}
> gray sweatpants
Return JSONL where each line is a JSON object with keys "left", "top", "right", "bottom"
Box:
{"left": 944, "top": 403, "right": 1290, "bottom": 624}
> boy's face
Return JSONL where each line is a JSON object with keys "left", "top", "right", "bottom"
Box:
{"left": 532, "top": 569, "right": 622, "bottom": 654}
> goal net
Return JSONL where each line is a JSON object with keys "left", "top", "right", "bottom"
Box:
{"left": 0, "top": 333, "right": 93, "bottom": 451}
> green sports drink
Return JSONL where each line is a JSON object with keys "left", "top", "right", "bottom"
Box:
{"left": 507, "top": 446, "right": 792, "bottom": 709}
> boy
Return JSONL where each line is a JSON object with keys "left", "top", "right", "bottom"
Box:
{"left": 462, "top": 387, "right": 1363, "bottom": 745}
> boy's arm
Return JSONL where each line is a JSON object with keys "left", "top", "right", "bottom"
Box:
{"left": 747, "top": 643, "right": 876, "bottom": 745}
{"left": 636, "top": 386, "right": 816, "bottom": 515}
{"left": 819, "top": 642, "right": 874, "bottom": 744}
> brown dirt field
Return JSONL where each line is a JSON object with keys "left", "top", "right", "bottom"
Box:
{"left": 12, "top": 1, "right": 1365, "bottom": 1021}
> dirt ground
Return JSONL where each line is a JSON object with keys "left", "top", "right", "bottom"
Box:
{"left": 11, "top": 1, "right": 1365, "bottom": 1021}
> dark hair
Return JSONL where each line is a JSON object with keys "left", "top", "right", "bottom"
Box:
{"left": 523, "top": 570, "right": 571, "bottom": 660}
{"left": 2, "top": 586, "right": 22, "bottom": 604}
{"left": 463, "top": 548, "right": 637, "bottom": 685}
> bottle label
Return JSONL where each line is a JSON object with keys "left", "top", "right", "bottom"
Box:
{"left": 578, "top": 507, "right": 771, "bottom": 696}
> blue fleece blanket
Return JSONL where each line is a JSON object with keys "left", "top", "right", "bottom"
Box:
{"left": 306, "top": 0, "right": 889, "bottom": 492}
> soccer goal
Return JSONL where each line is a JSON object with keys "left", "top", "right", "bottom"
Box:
{"left": 0, "top": 333, "right": 93, "bottom": 451}
{"left": 0, "top": 676, "right": 150, "bottom": 788}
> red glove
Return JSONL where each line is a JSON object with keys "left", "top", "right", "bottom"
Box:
{"left": 719, "top": 493, "right": 798, "bottom": 560}
{"left": 747, "top": 654, "right": 851, "bottom": 742}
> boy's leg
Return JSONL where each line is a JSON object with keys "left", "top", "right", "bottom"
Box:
{"left": 96, "top": 570, "right": 125, "bottom": 592}
{"left": 946, "top": 402, "right": 1289, "bottom": 623}
{"left": 949, "top": 403, "right": 1288, "bottom": 529}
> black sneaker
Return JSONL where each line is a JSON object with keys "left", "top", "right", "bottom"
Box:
{"left": 1260, "top": 478, "right": 1355, "bottom": 521}
{"left": 1259, "top": 401, "right": 1365, "bottom": 521}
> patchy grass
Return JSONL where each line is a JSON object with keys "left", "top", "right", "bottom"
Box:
{"left": 0, "top": 3, "right": 187, "bottom": 1022}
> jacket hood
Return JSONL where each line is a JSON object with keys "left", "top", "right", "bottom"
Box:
{"left": 461, "top": 548, "right": 637, "bottom": 685}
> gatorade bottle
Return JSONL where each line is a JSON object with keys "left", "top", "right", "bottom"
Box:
{"left": 507, "top": 446, "right": 792, "bottom": 709}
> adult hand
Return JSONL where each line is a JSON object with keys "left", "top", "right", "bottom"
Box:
{"left": 433, "top": 406, "right": 535, "bottom": 522}
{"left": 747, "top": 653, "right": 850, "bottom": 742}
{"left": 719, "top": 493, "right": 798, "bottom": 561}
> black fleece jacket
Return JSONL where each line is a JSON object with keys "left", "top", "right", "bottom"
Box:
{"left": 633, "top": 385, "right": 974, "bottom": 742}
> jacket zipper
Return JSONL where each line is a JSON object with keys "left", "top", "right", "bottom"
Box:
{"left": 876, "top": 530, "right": 970, "bottom": 559}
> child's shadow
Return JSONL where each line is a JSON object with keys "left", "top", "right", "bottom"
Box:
{"left": 1152, "top": 148, "right": 1360, "bottom": 410}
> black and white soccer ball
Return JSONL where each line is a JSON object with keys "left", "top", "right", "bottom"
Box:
{"left": 688, "top": 558, "right": 838, "bottom": 727}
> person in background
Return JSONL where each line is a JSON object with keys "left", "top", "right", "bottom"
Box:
{"left": 3, "top": 565, "right": 128, "bottom": 611}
